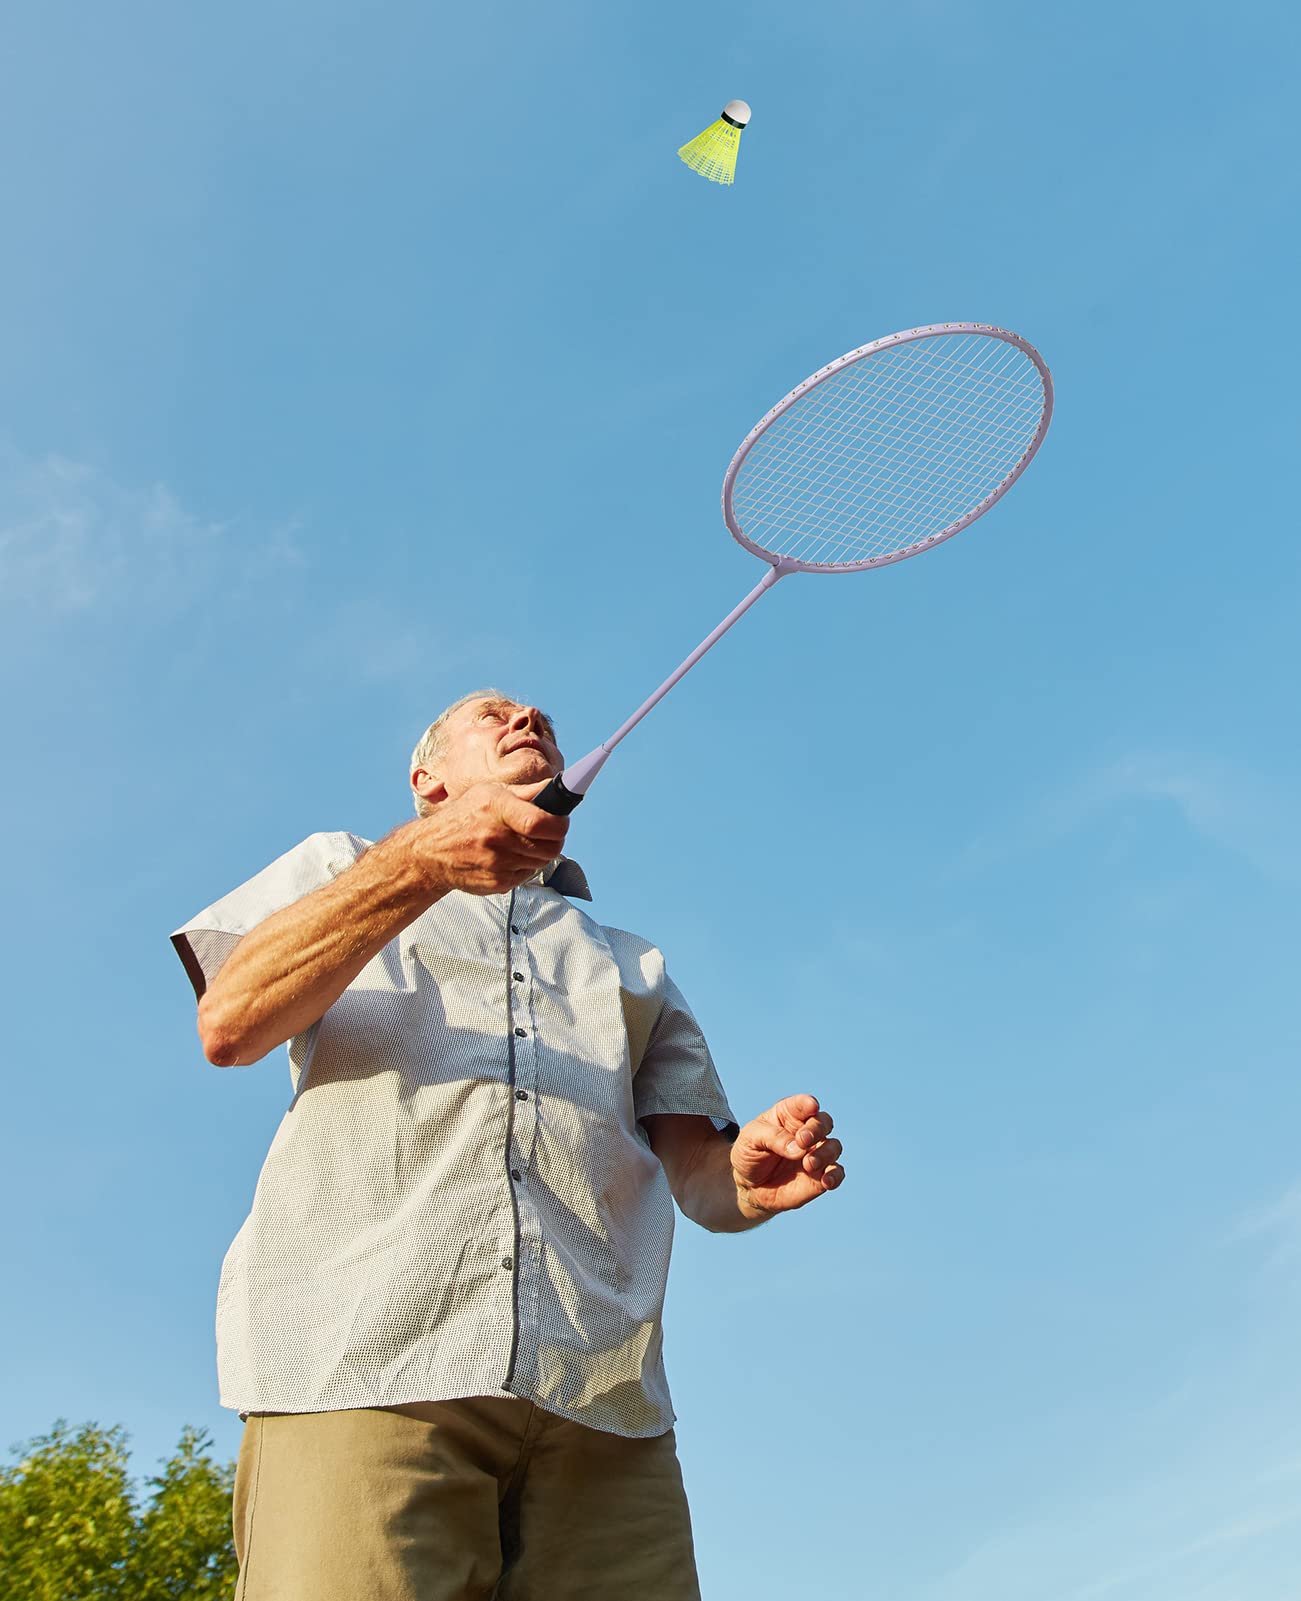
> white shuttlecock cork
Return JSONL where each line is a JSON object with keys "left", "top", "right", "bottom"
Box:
{"left": 677, "top": 99, "right": 752, "bottom": 185}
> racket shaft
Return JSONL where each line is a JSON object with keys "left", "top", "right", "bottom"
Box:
{"left": 531, "top": 562, "right": 787, "bottom": 815}
{"left": 604, "top": 562, "right": 786, "bottom": 751}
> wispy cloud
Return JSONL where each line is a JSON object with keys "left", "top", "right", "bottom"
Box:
{"left": 912, "top": 1179, "right": 1301, "bottom": 1601}
{"left": 960, "top": 750, "right": 1301, "bottom": 889}
{"left": 1062, "top": 1503, "right": 1301, "bottom": 1601}
{"left": 914, "top": 1392, "right": 1301, "bottom": 1601}
{"left": 0, "top": 442, "right": 301, "bottom": 616}
{"left": 920, "top": 1475, "right": 1301, "bottom": 1601}
{"left": 289, "top": 596, "right": 518, "bottom": 689}
{"left": 1226, "top": 1180, "right": 1301, "bottom": 1276}
{"left": 295, "top": 596, "right": 446, "bottom": 685}
{"left": 0, "top": 441, "right": 496, "bottom": 696}
{"left": 1086, "top": 753, "right": 1300, "bottom": 886}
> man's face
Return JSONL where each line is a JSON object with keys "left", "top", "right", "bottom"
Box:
{"left": 414, "top": 696, "right": 563, "bottom": 804}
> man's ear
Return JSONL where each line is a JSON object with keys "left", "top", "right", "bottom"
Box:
{"left": 411, "top": 766, "right": 448, "bottom": 808}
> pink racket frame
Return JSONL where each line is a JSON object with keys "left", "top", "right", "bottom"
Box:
{"left": 723, "top": 321, "right": 1054, "bottom": 574}
{"left": 537, "top": 322, "right": 1054, "bottom": 808}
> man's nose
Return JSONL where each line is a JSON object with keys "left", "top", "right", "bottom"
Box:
{"left": 509, "top": 706, "right": 540, "bottom": 733}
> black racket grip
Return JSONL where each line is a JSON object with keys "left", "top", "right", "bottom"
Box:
{"left": 532, "top": 774, "right": 585, "bottom": 816}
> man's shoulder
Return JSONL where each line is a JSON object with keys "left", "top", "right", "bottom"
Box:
{"left": 231, "top": 829, "right": 369, "bottom": 885}
{"left": 576, "top": 909, "right": 667, "bottom": 967}
{"left": 290, "top": 829, "right": 372, "bottom": 864}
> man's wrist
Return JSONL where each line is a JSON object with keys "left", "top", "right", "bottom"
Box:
{"left": 733, "top": 1178, "right": 777, "bottom": 1225}
{"left": 383, "top": 816, "right": 452, "bottom": 901}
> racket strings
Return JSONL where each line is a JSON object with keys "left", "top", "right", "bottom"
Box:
{"left": 744, "top": 351, "right": 1040, "bottom": 564}
{"left": 752, "top": 339, "right": 1035, "bottom": 510}
{"left": 731, "top": 333, "right": 1047, "bottom": 568}
{"left": 791, "top": 345, "right": 1033, "bottom": 498}
{"left": 790, "top": 376, "right": 1038, "bottom": 563}
{"left": 746, "top": 340, "right": 1037, "bottom": 561}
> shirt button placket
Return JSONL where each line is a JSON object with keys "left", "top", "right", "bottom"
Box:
{"left": 508, "top": 904, "right": 537, "bottom": 1137}
{"left": 507, "top": 900, "right": 542, "bottom": 1318}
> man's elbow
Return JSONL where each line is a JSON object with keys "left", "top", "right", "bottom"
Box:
{"left": 197, "top": 993, "right": 260, "bottom": 1067}
{"left": 673, "top": 1184, "right": 724, "bottom": 1234}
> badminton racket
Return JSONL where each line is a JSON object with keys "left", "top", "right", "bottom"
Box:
{"left": 532, "top": 321, "right": 1054, "bottom": 816}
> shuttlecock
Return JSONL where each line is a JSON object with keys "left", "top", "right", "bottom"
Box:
{"left": 677, "top": 100, "right": 751, "bottom": 185}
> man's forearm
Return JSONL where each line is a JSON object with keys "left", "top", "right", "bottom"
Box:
{"left": 197, "top": 823, "right": 444, "bottom": 1066}
{"left": 685, "top": 1136, "right": 774, "bottom": 1233}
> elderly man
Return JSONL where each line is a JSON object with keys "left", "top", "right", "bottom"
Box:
{"left": 172, "top": 691, "right": 844, "bottom": 1601}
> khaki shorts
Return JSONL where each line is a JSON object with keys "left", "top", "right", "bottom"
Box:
{"left": 232, "top": 1396, "right": 701, "bottom": 1600}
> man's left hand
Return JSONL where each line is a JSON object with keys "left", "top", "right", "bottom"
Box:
{"left": 731, "top": 1094, "right": 845, "bottom": 1219}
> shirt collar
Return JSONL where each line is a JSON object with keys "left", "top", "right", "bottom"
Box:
{"left": 536, "top": 856, "right": 593, "bottom": 901}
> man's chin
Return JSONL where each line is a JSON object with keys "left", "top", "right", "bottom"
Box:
{"left": 506, "top": 754, "right": 557, "bottom": 784}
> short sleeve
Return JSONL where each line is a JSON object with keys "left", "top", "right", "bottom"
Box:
{"left": 170, "top": 831, "right": 368, "bottom": 1000}
{"left": 633, "top": 974, "right": 739, "bottom": 1141}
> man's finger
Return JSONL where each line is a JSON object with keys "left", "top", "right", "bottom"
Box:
{"left": 804, "top": 1138, "right": 843, "bottom": 1172}
{"left": 773, "top": 1094, "right": 820, "bottom": 1133}
{"left": 780, "top": 1112, "right": 833, "bottom": 1157}
{"left": 511, "top": 778, "right": 572, "bottom": 811}
{"left": 504, "top": 833, "right": 561, "bottom": 864}
{"left": 498, "top": 859, "right": 544, "bottom": 883}
{"left": 501, "top": 839, "right": 559, "bottom": 870}
{"left": 498, "top": 789, "right": 570, "bottom": 845}
{"left": 792, "top": 1114, "right": 833, "bottom": 1147}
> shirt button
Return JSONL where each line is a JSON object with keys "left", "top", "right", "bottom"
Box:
{"left": 511, "top": 925, "right": 521, "bottom": 935}
{"left": 515, "top": 1089, "right": 529, "bottom": 1101}
{"left": 510, "top": 1169, "right": 522, "bottom": 1181}
{"left": 513, "top": 971, "right": 525, "bottom": 982}
{"left": 501, "top": 1256, "right": 513, "bottom": 1270}
{"left": 514, "top": 1027, "right": 527, "bottom": 1038}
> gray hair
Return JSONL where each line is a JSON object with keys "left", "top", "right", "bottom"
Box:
{"left": 409, "top": 688, "right": 511, "bottom": 817}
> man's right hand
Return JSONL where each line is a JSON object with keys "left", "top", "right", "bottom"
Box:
{"left": 411, "top": 781, "right": 571, "bottom": 897}
{"left": 197, "top": 782, "right": 568, "bottom": 1066}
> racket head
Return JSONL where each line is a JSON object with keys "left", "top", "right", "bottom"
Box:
{"left": 722, "top": 323, "right": 1053, "bottom": 574}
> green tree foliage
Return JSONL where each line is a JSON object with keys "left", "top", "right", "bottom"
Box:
{"left": 0, "top": 1421, "right": 236, "bottom": 1600}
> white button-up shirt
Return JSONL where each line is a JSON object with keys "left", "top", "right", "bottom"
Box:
{"left": 172, "top": 832, "right": 737, "bottom": 1438}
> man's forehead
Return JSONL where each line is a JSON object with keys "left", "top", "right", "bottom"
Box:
{"left": 456, "top": 696, "right": 553, "bottom": 729}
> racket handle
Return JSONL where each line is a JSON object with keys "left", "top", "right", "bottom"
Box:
{"left": 532, "top": 748, "right": 610, "bottom": 814}
{"left": 532, "top": 774, "right": 585, "bottom": 816}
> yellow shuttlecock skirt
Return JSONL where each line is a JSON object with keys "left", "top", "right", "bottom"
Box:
{"left": 677, "top": 119, "right": 743, "bottom": 185}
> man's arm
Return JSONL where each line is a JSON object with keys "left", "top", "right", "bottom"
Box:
{"left": 643, "top": 1115, "right": 772, "bottom": 1231}
{"left": 197, "top": 782, "right": 567, "bottom": 1067}
{"left": 643, "top": 1096, "right": 845, "bottom": 1233}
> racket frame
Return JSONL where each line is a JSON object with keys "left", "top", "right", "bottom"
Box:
{"left": 533, "top": 322, "right": 1053, "bottom": 815}
{"left": 723, "top": 321, "right": 1054, "bottom": 573}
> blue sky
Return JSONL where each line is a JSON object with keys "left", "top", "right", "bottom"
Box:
{"left": 3, "top": 1, "right": 1300, "bottom": 1595}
